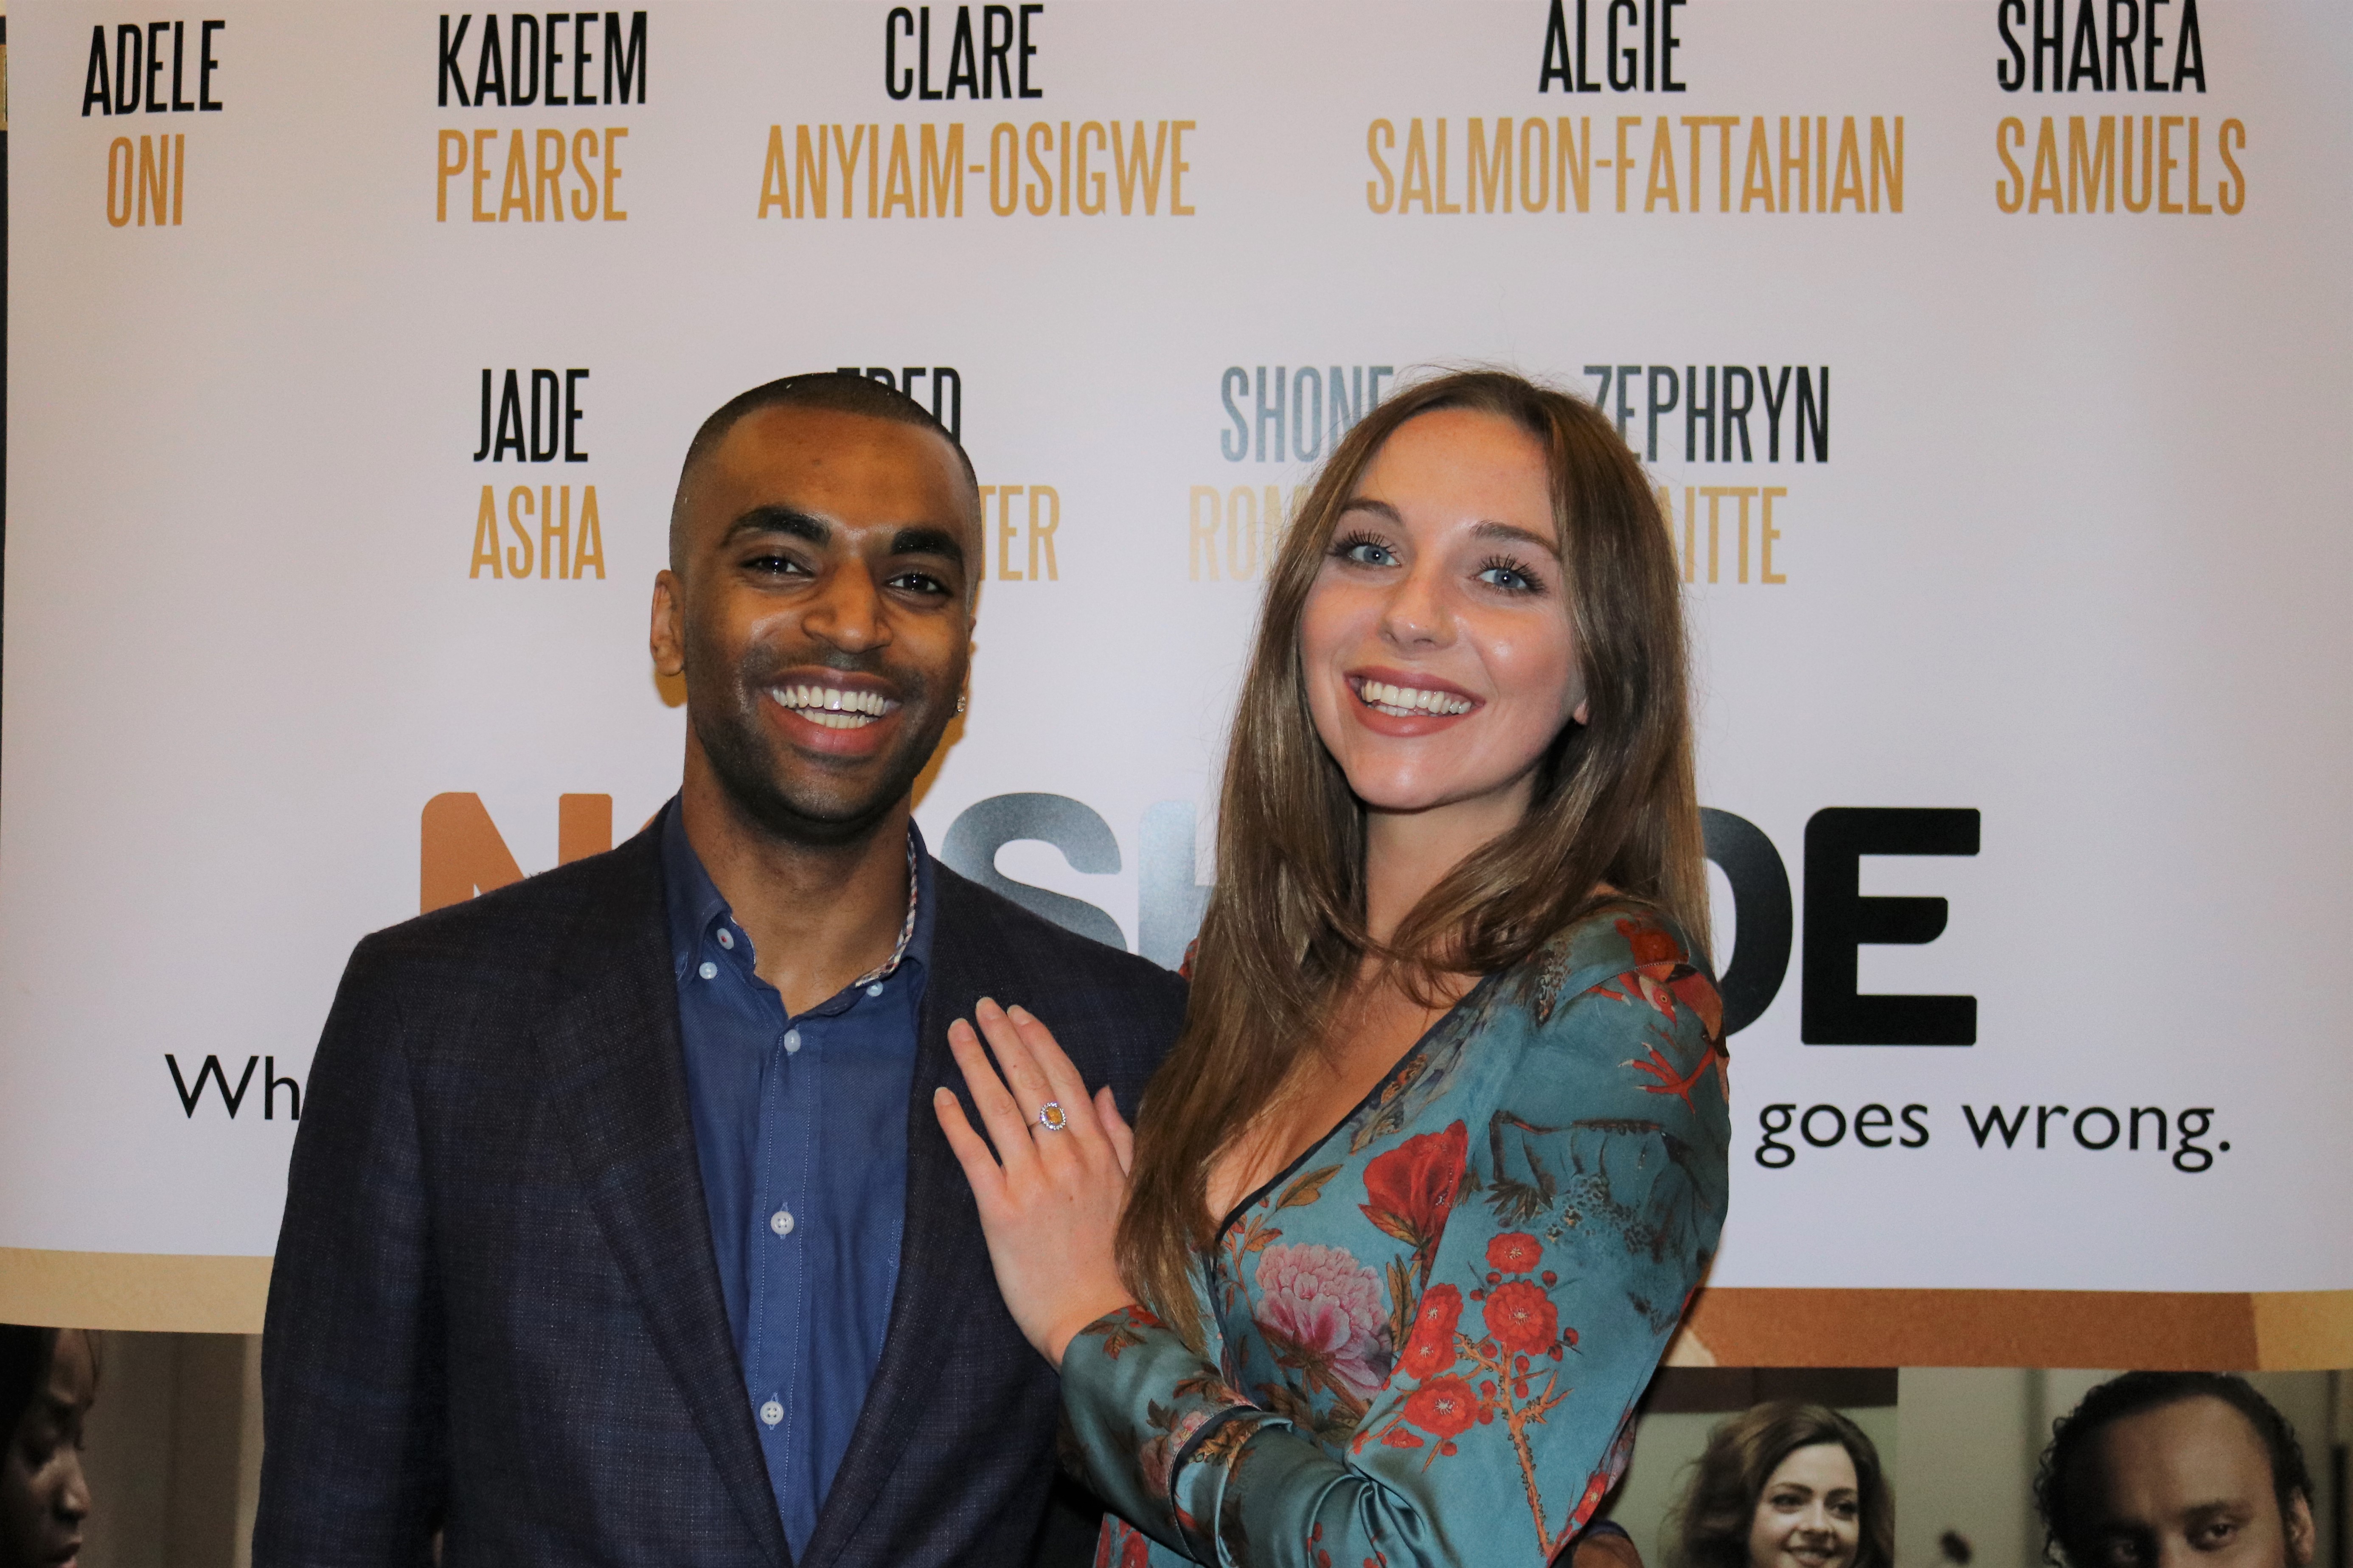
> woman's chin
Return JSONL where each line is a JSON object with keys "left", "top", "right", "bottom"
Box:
{"left": 1344, "top": 769, "right": 1531, "bottom": 824}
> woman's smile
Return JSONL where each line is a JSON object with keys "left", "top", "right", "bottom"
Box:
{"left": 1344, "top": 666, "right": 1484, "bottom": 735}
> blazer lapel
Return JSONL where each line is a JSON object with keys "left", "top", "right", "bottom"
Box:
{"left": 796, "top": 883, "right": 999, "bottom": 1568}
{"left": 531, "top": 833, "right": 793, "bottom": 1568}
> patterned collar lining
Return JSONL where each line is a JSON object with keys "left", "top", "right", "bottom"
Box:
{"left": 848, "top": 832, "right": 922, "bottom": 990}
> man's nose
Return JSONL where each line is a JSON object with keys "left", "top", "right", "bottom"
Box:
{"left": 805, "top": 563, "right": 889, "bottom": 653}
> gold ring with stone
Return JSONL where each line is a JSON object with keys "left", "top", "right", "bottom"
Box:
{"left": 1036, "top": 1102, "right": 1069, "bottom": 1133}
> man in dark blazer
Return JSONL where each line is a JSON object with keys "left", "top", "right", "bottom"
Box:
{"left": 255, "top": 374, "right": 1187, "bottom": 1568}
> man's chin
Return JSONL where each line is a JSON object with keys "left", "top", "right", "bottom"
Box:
{"left": 726, "top": 780, "right": 908, "bottom": 847}
{"left": 712, "top": 750, "right": 941, "bottom": 848}
{"left": 697, "top": 708, "right": 949, "bottom": 846}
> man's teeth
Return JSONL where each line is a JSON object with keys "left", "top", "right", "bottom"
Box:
{"left": 1356, "top": 680, "right": 1473, "bottom": 718}
{"left": 769, "top": 684, "right": 899, "bottom": 729}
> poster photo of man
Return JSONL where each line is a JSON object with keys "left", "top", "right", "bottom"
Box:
{"left": 1901, "top": 1370, "right": 2344, "bottom": 1568}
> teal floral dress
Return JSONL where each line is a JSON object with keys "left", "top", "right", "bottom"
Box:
{"left": 1061, "top": 907, "right": 1732, "bottom": 1568}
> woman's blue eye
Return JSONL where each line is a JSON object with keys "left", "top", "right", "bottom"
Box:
{"left": 1479, "top": 563, "right": 1535, "bottom": 591}
{"left": 1337, "top": 538, "right": 1396, "bottom": 567}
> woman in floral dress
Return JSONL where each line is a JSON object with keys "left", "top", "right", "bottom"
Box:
{"left": 935, "top": 370, "right": 1732, "bottom": 1566}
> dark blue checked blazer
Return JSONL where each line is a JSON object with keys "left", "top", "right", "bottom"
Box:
{"left": 254, "top": 821, "right": 1185, "bottom": 1568}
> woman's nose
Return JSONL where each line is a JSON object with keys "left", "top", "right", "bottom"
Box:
{"left": 1377, "top": 561, "right": 1452, "bottom": 648}
{"left": 58, "top": 1451, "right": 90, "bottom": 1521}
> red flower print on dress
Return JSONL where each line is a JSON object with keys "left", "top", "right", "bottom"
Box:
{"left": 1398, "top": 1284, "right": 1462, "bottom": 1380}
{"left": 1486, "top": 1232, "right": 1542, "bottom": 1273}
{"left": 1359, "top": 1122, "right": 1468, "bottom": 1264}
{"left": 1482, "top": 1280, "right": 1560, "bottom": 1357}
{"left": 1619, "top": 918, "right": 1683, "bottom": 968}
{"left": 1400, "top": 1376, "right": 1478, "bottom": 1441}
{"left": 1598, "top": 917, "right": 1714, "bottom": 1032}
{"left": 1254, "top": 1243, "right": 1390, "bottom": 1400}
{"left": 1568, "top": 1467, "right": 1616, "bottom": 1535}
{"left": 1096, "top": 1517, "right": 1154, "bottom": 1568}
{"left": 1667, "top": 968, "right": 1724, "bottom": 1040}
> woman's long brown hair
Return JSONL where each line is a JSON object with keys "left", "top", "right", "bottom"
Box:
{"left": 1116, "top": 369, "right": 1709, "bottom": 1341}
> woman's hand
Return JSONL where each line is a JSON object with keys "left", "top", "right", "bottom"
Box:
{"left": 932, "top": 998, "right": 1139, "bottom": 1369}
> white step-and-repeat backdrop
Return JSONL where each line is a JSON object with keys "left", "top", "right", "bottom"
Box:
{"left": 5, "top": 0, "right": 2348, "bottom": 1360}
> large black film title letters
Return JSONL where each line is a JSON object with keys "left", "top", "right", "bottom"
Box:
{"left": 1801, "top": 806, "right": 1980, "bottom": 1045}
{"left": 1700, "top": 807, "right": 1791, "bottom": 1038}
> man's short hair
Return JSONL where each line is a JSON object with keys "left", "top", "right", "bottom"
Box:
{"left": 668, "top": 372, "right": 978, "bottom": 574}
{"left": 2033, "top": 1371, "right": 2313, "bottom": 1565}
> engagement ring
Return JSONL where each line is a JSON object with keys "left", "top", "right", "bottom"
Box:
{"left": 1036, "top": 1102, "right": 1069, "bottom": 1133}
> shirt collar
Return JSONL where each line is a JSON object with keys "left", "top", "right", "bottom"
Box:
{"left": 658, "top": 797, "right": 935, "bottom": 988}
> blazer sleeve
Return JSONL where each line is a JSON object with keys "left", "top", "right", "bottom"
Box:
{"left": 1060, "top": 940, "right": 1731, "bottom": 1566}
{"left": 253, "top": 937, "right": 447, "bottom": 1568}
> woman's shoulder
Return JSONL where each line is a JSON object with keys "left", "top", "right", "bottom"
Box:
{"left": 1465, "top": 900, "right": 1731, "bottom": 1148}
{"left": 1501, "top": 900, "right": 1721, "bottom": 1041}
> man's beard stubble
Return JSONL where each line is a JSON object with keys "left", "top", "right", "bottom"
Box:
{"left": 688, "top": 633, "right": 953, "bottom": 850}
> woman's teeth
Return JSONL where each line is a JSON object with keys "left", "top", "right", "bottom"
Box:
{"left": 1356, "top": 679, "right": 1473, "bottom": 718}
{"left": 769, "top": 684, "right": 898, "bottom": 729}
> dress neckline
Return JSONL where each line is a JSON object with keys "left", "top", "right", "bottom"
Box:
{"left": 1209, "top": 971, "right": 1499, "bottom": 1245}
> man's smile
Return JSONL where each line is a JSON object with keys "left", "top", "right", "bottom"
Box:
{"left": 765, "top": 680, "right": 902, "bottom": 730}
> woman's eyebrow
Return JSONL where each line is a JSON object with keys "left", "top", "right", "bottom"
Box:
{"left": 1471, "top": 519, "right": 1561, "bottom": 555}
{"left": 1335, "top": 497, "right": 1401, "bottom": 524}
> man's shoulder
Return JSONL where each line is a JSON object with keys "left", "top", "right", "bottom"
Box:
{"left": 931, "top": 862, "right": 1186, "bottom": 1017}
{"left": 347, "top": 830, "right": 662, "bottom": 985}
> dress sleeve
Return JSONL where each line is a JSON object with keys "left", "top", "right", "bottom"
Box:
{"left": 1059, "top": 923, "right": 1731, "bottom": 1566}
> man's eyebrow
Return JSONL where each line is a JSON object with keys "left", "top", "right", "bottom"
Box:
{"left": 2181, "top": 1501, "right": 2251, "bottom": 1520}
{"left": 720, "top": 506, "right": 831, "bottom": 547}
{"left": 890, "top": 526, "right": 967, "bottom": 567}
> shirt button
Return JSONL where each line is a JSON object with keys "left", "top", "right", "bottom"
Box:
{"left": 760, "top": 1399, "right": 783, "bottom": 1428}
{"left": 697, "top": 961, "right": 717, "bottom": 981}
{"left": 865, "top": 982, "right": 884, "bottom": 998}
{"left": 769, "top": 1208, "right": 795, "bottom": 1237}
{"left": 716, "top": 928, "right": 735, "bottom": 950}
{"left": 782, "top": 1028, "right": 802, "bottom": 1054}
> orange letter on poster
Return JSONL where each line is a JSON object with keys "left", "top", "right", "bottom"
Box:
{"left": 604, "top": 128, "right": 629, "bottom": 219}
{"left": 438, "top": 130, "right": 467, "bottom": 222}
{"left": 422, "top": 793, "right": 613, "bottom": 912}
{"left": 421, "top": 794, "right": 526, "bottom": 912}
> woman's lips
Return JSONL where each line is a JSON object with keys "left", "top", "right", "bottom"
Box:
{"left": 1343, "top": 670, "right": 1482, "bottom": 737}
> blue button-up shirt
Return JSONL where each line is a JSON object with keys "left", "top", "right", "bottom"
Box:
{"left": 660, "top": 800, "right": 932, "bottom": 1556}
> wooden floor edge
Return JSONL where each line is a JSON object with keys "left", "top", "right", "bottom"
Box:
{"left": 0, "top": 1248, "right": 274, "bottom": 1335}
{"left": 1682, "top": 1286, "right": 2353, "bottom": 1370}
{"left": 3, "top": 1254, "right": 2348, "bottom": 1367}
